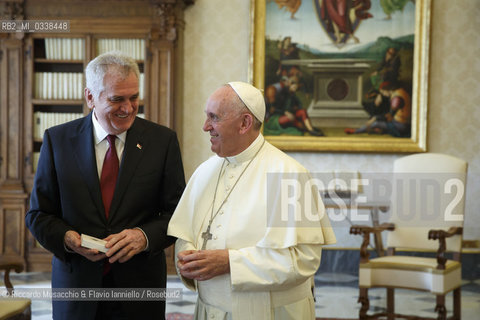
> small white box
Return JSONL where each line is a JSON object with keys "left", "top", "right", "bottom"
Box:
{"left": 81, "top": 234, "right": 108, "bottom": 253}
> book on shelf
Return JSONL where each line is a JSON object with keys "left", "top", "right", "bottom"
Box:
{"left": 139, "top": 73, "right": 144, "bottom": 100}
{"left": 33, "top": 112, "right": 84, "bottom": 141}
{"left": 34, "top": 72, "right": 83, "bottom": 100}
{"left": 33, "top": 152, "right": 40, "bottom": 172}
{"left": 34, "top": 72, "right": 142, "bottom": 100}
{"left": 44, "top": 38, "right": 85, "bottom": 60}
{"left": 96, "top": 39, "right": 145, "bottom": 60}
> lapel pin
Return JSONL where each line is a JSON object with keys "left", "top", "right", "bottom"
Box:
{"left": 136, "top": 143, "right": 142, "bottom": 150}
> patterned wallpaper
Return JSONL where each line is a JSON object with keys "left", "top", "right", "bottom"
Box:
{"left": 181, "top": 0, "right": 480, "bottom": 242}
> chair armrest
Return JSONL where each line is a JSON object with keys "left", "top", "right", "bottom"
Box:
{"left": 428, "top": 227, "right": 463, "bottom": 270}
{"left": 0, "top": 255, "right": 25, "bottom": 294}
{"left": 350, "top": 223, "right": 395, "bottom": 263}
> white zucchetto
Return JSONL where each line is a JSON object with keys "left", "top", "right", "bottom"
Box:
{"left": 228, "top": 81, "right": 265, "bottom": 123}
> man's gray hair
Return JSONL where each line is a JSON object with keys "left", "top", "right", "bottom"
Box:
{"left": 85, "top": 51, "right": 140, "bottom": 99}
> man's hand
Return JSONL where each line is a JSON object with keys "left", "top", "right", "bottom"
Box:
{"left": 177, "top": 249, "right": 230, "bottom": 281}
{"left": 64, "top": 230, "right": 106, "bottom": 262}
{"left": 104, "top": 229, "right": 147, "bottom": 263}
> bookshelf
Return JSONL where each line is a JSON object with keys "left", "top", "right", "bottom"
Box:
{"left": 31, "top": 37, "right": 85, "bottom": 172}
{"left": 0, "top": 0, "right": 192, "bottom": 273}
{"left": 30, "top": 36, "right": 148, "bottom": 171}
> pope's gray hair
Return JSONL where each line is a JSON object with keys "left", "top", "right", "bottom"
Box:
{"left": 85, "top": 51, "right": 140, "bottom": 99}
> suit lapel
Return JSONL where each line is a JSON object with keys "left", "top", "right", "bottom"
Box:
{"left": 108, "top": 118, "right": 147, "bottom": 218}
{"left": 70, "top": 113, "right": 106, "bottom": 222}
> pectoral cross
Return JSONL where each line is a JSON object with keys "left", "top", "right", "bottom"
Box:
{"left": 201, "top": 225, "right": 213, "bottom": 250}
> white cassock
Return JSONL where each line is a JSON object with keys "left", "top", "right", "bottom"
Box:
{"left": 167, "top": 134, "right": 336, "bottom": 319}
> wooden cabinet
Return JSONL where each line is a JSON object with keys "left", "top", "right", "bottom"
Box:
{"left": 0, "top": 0, "right": 192, "bottom": 273}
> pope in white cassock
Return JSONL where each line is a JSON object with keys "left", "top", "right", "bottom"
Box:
{"left": 167, "top": 82, "right": 336, "bottom": 319}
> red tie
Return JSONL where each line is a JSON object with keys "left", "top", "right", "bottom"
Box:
{"left": 100, "top": 135, "right": 118, "bottom": 275}
{"left": 100, "top": 135, "right": 119, "bottom": 219}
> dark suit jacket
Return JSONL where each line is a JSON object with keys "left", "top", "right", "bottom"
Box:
{"left": 25, "top": 113, "right": 185, "bottom": 319}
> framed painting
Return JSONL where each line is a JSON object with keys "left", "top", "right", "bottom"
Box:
{"left": 250, "top": 0, "right": 430, "bottom": 152}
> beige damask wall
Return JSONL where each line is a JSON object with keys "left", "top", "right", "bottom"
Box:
{"left": 180, "top": 0, "right": 480, "bottom": 242}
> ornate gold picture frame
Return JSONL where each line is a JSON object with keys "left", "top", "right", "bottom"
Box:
{"left": 250, "top": 0, "right": 430, "bottom": 152}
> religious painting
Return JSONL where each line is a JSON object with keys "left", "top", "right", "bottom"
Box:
{"left": 251, "top": 0, "right": 430, "bottom": 152}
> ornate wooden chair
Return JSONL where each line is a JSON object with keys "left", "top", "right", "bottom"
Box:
{"left": 350, "top": 153, "right": 467, "bottom": 320}
{"left": 0, "top": 255, "right": 31, "bottom": 320}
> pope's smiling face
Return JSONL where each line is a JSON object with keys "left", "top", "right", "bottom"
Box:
{"left": 86, "top": 71, "right": 139, "bottom": 135}
{"left": 203, "top": 87, "right": 244, "bottom": 157}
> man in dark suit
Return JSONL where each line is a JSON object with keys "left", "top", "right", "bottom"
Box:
{"left": 25, "top": 51, "right": 185, "bottom": 319}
